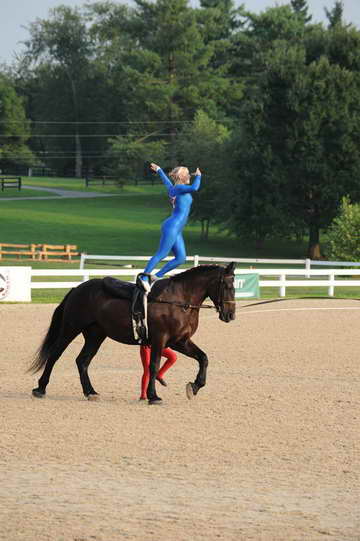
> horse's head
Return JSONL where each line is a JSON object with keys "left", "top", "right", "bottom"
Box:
{"left": 209, "top": 262, "right": 236, "bottom": 323}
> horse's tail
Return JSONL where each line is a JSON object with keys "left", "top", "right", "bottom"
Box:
{"left": 28, "top": 289, "right": 74, "bottom": 374}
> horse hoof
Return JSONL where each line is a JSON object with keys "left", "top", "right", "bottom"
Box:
{"left": 32, "top": 388, "right": 46, "bottom": 399}
{"left": 186, "top": 382, "right": 195, "bottom": 400}
{"left": 87, "top": 394, "right": 100, "bottom": 401}
{"left": 148, "top": 397, "right": 163, "bottom": 405}
{"left": 156, "top": 377, "right": 167, "bottom": 387}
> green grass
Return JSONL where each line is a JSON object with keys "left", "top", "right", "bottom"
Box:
{"left": 22, "top": 176, "right": 162, "bottom": 194}
{"left": 1, "top": 176, "right": 357, "bottom": 303}
{"left": 22, "top": 176, "right": 92, "bottom": 191}
{"left": 0, "top": 176, "right": 309, "bottom": 258}
{"left": 0, "top": 176, "right": 164, "bottom": 197}
{"left": 1, "top": 185, "right": 308, "bottom": 257}
{"left": 0, "top": 194, "right": 165, "bottom": 253}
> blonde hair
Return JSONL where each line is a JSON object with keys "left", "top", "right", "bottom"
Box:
{"left": 169, "top": 166, "right": 190, "bottom": 185}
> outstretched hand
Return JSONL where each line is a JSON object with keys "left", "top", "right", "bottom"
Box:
{"left": 150, "top": 163, "right": 160, "bottom": 172}
{"left": 194, "top": 167, "right": 201, "bottom": 176}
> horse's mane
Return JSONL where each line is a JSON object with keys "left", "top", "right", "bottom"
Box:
{"left": 170, "top": 264, "right": 222, "bottom": 282}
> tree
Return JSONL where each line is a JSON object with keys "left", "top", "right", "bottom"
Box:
{"left": 221, "top": 5, "right": 315, "bottom": 248}
{"left": 282, "top": 25, "right": 360, "bottom": 257}
{"left": 89, "top": 0, "right": 242, "bottom": 163}
{"left": 23, "top": 6, "right": 96, "bottom": 176}
{"left": 283, "top": 54, "right": 360, "bottom": 257}
{"left": 238, "top": 41, "right": 360, "bottom": 257}
{"left": 199, "top": 0, "right": 241, "bottom": 41}
{"left": 17, "top": 58, "right": 118, "bottom": 176}
{"left": 107, "top": 133, "right": 166, "bottom": 181}
{"left": 177, "top": 110, "right": 230, "bottom": 239}
{"left": 325, "top": 1, "right": 344, "bottom": 28}
{"left": 0, "top": 76, "right": 36, "bottom": 172}
{"left": 196, "top": 0, "right": 245, "bottom": 118}
{"left": 291, "top": 0, "right": 312, "bottom": 24}
{"left": 325, "top": 197, "right": 360, "bottom": 261}
{"left": 12, "top": 0, "right": 245, "bottom": 178}
{"left": 220, "top": 127, "right": 291, "bottom": 249}
{"left": 228, "top": 3, "right": 311, "bottom": 103}
{"left": 91, "top": 0, "right": 208, "bottom": 127}
{"left": 221, "top": 10, "right": 360, "bottom": 257}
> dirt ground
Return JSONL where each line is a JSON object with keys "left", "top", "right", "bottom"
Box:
{"left": 0, "top": 299, "right": 359, "bottom": 541}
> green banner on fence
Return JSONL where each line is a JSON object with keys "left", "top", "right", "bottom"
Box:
{"left": 234, "top": 273, "right": 259, "bottom": 298}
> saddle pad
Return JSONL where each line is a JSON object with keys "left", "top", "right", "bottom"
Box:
{"left": 102, "top": 276, "right": 135, "bottom": 300}
{"left": 102, "top": 275, "right": 149, "bottom": 344}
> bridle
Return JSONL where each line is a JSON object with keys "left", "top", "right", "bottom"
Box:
{"left": 150, "top": 269, "right": 236, "bottom": 314}
{"left": 212, "top": 270, "right": 236, "bottom": 318}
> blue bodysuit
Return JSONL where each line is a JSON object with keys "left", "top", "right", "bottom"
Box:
{"left": 143, "top": 168, "right": 201, "bottom": 277}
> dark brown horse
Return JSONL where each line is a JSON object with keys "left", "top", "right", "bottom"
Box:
{"left": 30, "top": 263, "right": 236, "bottom": 404}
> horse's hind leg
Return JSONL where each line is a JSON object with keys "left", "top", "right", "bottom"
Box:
{"left": 172, "top": 340, "right": 208, "bottom": 399}
{"left": 33, "top": 325, "right": 80, "bottom": 398}
{"left": 76, "top": 324, "right": 106, "bottom": 400}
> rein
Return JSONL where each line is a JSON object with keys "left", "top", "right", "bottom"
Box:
{"left": 150, "top": 299, "right": 216, "bottom": 312}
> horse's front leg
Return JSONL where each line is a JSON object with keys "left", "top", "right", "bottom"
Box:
{"left": 147, "top": 345, "right": 163, "bottom": 405}
{"left": 172, "top": 339, "right": 208, "bottom": 399}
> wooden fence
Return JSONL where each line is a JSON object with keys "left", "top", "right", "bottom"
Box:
{"left": 0, "top": 243, "right": 79, "bottom": 261}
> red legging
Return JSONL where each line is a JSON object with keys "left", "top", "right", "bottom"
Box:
{"left": 140, "top": 346, "right": 177, "bottom": 399}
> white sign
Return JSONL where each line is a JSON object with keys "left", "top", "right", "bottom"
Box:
{"left": 0, "top": 267, "right": 31, "bottom": 302}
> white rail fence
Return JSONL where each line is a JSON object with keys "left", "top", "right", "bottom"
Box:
{"left": 31, "top": 268, "right": 360, "bottom": 298}
{"left": 79, "top": 253, "right": 360, "bottom": 271}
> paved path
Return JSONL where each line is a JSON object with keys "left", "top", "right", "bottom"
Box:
{"left": 0, "top": 185, "right": 125, "bottom": 201}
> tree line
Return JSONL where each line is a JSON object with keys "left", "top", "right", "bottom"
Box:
{"left": 1, "top": 0, "right": 360, "bottom": 257}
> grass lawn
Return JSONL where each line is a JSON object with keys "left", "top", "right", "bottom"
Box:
{"left": 21, "top": 176, "right": 162, "bottom": 194}
{"left": 0, "top": 176, "right": 164, "bottom": 197}
{"left": 21, "top": 176, "right": 96, "bottom": 191}
{"left": 0, "top": 193, "right": 167, "bottom": 254}
{"left": 0, "top": 176, "right": 358, "bottom": 303}
{"left": 0, "top": 182, "right": 309, "bottom": 257}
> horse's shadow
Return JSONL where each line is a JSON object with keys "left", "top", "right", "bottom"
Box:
{"left": 0, "top": 390, "right": 86, "bottom": 402}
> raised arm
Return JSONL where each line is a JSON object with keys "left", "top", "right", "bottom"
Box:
{"left": 150, "top": 163, "right": 172, "bottom": 190}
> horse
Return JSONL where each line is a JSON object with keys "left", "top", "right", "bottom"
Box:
{"left": 30, "top": 262, "right": 236, "bottom": 404}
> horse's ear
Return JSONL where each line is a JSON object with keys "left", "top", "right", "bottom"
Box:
{"left": 225, "top": 262, "right": 236, "bottom": 274}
